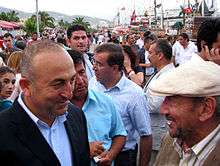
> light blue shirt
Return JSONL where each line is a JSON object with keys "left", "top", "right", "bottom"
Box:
{"left": 82, "top": 89, "right": 127, "bottom": 166}
{"left": 83, "top": 89, "right": 127, "bottom": 150}
{"left": 89, "top": 75, "right": 151, "bottom": 151}
{"left": 18, "top": 94, "right": 73, "bottom": 166}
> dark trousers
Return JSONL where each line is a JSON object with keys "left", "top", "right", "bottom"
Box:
{"left": 115, "top": 145, "right": 138, "bottom": 166}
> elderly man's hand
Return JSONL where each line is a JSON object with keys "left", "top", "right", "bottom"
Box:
{"left": 89, "top": 141, "right": 104, "bottom": 158}
{"left": 97, "top": 151, "right": 113, "bottom": 166}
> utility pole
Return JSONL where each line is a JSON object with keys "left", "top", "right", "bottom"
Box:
{"left": 154, "top": 0, "right": 157, "bottom": 27}
{"left": 202, "top": 0, "right": 205, "bottom": 16}
{"left": 161, "top": 3, "right": 164, "bottom": 29}
{"left": 36, "top": 0, "right": 40, "bottom": 37}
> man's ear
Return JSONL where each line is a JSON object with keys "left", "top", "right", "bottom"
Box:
{"left": 66, "top": 38, "right": 71, "bottom": 47}
{"left": 199, "top": 97, "right": 216, "bottom": 122}
{"left": 112, "top": 64, "right": 120, "bottom": 72}
{"left": 158, "top": 52, "right": 164, "bottom": 60}
{"left": 19, "top": 77, "right": 32, "bottom": 96}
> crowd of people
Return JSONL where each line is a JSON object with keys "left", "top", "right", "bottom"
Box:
{"left": 0, "top": 17, "right": 220, "bottom": 166}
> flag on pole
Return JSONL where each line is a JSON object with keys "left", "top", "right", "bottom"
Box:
{"left": 130, "top": 10, "right": 136, "bottom": 24}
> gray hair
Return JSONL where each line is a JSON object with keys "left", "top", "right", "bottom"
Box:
{"left": 20, "top": 40, "right": 65, "bottom": 80}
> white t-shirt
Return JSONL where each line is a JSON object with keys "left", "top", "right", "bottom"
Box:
{"left": 136, "top": 38, "right": 144, "bottom": 49}
{"left": 173, "top": 41, "right": 198, "bottom": 65}
{"left": 145, "top": 51, "right": 154, "bottom": 76}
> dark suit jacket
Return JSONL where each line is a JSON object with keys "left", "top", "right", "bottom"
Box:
{"left": 0, "top": 99, "right": 90, "bottom": 166}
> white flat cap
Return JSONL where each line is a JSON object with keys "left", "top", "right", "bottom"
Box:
{"left": 148, "top": 55, "right": 220, "bottom": 97}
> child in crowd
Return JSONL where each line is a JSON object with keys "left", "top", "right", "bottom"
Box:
{"left": 0, "top": 66, "right": 16, "bottom": 111}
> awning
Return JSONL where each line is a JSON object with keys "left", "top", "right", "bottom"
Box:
{"left": 0, "top": 20, "right": 21, "bottom": 30}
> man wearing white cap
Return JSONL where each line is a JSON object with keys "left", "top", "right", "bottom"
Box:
{"left": 149, "top": 55, "right": 220, "bottom": 166}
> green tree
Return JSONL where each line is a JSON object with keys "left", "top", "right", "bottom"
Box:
{"left": 23, "top": 11, "right": 55, "bottom": 36}
{"left": 72, "top": 17, "right": 91, "bottom": 32}
{"left": 0, "top": 10, "right": 20, "bottom": 22}
{"left": 7, "top": 10, "right": 20, "bottom": 22}
{"left": 23, "top": 16, "right": 43, "bottom": 36}
{"left": 58, "top": 19, "right": 71, "bottom": 29}
{"left": 38, "top": 11, "right": 55, "bottom": 28}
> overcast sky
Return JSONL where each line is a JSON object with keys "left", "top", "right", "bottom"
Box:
{"left": 0, "top": 0, "right": 201, "bottom": 20}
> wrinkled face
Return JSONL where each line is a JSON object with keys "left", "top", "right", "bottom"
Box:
{"left": 160, "top": 96, "right": 201, "bottom": 139}
{"left": 148, "top": 43, "right": 159, "bottom": 67}
{"left": 23, "top": 51, "right": 76, "bottom": 117}
{"left": 67, "top": 30, "right": 88, "bottom": 53}
{"left": 178, "top": 36, "right": 188, "bottom": 47}
{"left": 0, "top": 73, "right": 16, "bottom": 99}
{"left": 3, "top": 36, "right": 13, "bottom": 49}
{"left": 72, "top": 62, "right": 88, "bottom": 101}
{"left": 93, "top": 52, "right": 114, "bottom": 86}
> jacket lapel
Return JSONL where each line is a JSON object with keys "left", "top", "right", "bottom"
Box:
{"left": 10, "top": 100, "right": 60, "bottom": 166}
{"left": 65, "top": 112, "right": 80, "bottom": 166}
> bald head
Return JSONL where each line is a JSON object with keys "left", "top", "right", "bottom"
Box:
{"left": 21, "top": 40, "right": 73, "bottom": 80}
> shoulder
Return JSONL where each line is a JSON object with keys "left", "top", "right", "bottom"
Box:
{"left": 0, "top": 107, "right": 15, "bottom": 128}
{"left": 124, "top": 78, "right": 144, "bottom": 94}
{"left": 67, "top": 103, "right": 86, "bottom": 122}
{"left": 0, "top": 100, "right": 12, "bottom": 111}
{"left": 88, "top": 89, "right": 117, "bottom": 110}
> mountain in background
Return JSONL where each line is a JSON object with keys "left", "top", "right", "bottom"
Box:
{"left": 0, "top": 6, "right": 111, "bottom": 27}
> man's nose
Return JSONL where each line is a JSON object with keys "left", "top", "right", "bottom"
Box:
{"left": 60, "top": 81, "right": 73, "bottom": 99}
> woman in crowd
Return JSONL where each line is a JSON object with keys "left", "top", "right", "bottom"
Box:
{"left": 7, "top": 51, "right": 23, "bottom": 101}
{"left": 122, "top": 45, "right": 144, "bottom": 86}
{"left": 0, "top": 66, "right": 16, "bottom": 110}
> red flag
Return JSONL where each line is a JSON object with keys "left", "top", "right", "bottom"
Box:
{"left": 130, "top": 10, "right": 136, "bottom": 24}
{"left": 183, "top": 7, "right": 193, "bottom": 14}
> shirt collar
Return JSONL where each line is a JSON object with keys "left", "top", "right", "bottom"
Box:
{"left": 192, "top": 124, "right": 220, "bottom": 156}
{"left": 18, "top": 93, "right": 67, "bottom": 126}
{"left": 96, "top": 72, "right": 125, "bottom": 91}
{"left": 173, "top": 124, "right": 220, "bottom": 158}
{"left": 82, "top": 89, "right": 97, "bottom": 111}
{"left": 112, "top": 73, "right": 126, "bottom": 91}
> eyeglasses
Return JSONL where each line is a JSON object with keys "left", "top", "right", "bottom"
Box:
{"left": 91, "top": 59, "right": 104, "bottom": 68}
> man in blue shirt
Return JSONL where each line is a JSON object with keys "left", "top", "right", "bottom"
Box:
{"left": 89, "top": 43, "right": 152, "bottom": 166}
{"left": 68, "top": 49, "right": 127, "bottom": 166}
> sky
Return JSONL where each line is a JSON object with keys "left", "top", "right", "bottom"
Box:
{"left": 0, "top": 0, "right": 204, "bottom": 21}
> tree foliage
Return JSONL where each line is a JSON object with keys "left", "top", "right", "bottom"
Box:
{"left": 23, "top": 11, "right": 55, "bottom": 36}
{"left": 72, "top": 17, "right": 91, "bottom": 32}
{"left": 38, "top": 11, "right": 55, "bottom": 28}
{"left": 0, "top": 10, "right": 20, "bottom": 22}
{"left": 58, "top": 19, "right": 71, "bottom": 29}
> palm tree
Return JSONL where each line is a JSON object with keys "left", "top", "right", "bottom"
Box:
{"left": 58, "top": 19, "right": 71, "bottom": 29}
{"left": 0, "top": 10, "right": 20, "bottom": 22}
{"left": 7, "top": 10, "right": 20, "bottom": 22}
{"left": 23, "top": 16, "right": 44, "bottom": 36}
{"left": 0, "top": 12, "right": 8, "bottom": 21}
{"left": 38, "top": 11, "right": 55, "bottom": 28}
{"left": 72, "top": 17, "right": 91, "bottom": 31}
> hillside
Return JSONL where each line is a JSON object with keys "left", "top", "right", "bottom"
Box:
{"left": 0, "top": 6, "right": 111, "bottom": 27}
